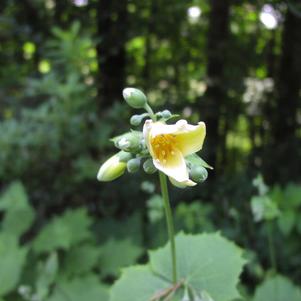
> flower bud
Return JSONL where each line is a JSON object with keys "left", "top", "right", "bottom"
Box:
{"left": 123, "top": 88, "right": 147, "bottom": 109}
{"left": 118, "top": 151, "right": 132, "bottom": 162}
{"left": 127, "top": 158, "right": 141, "bottom": 173}
{"left": 161, "top": 109, "right": 172, "bottom": 119}
{"left": 130, "top": 114, "right": 143, "bottom": 126}
{"left": 97, "top": 152, "right": 127, "bottom": 182}
{"left": 190, "top": 165, "right": 208, "bottom": 183}
{"left": 113, "top": 131, "right": 143, "bottom": 153}
{"left": 143, "top": 158, "right": 157, "bottom": 174}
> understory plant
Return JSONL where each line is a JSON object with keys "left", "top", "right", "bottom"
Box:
{"left": 98, "top": 88, "right": 246, "bottom": 301}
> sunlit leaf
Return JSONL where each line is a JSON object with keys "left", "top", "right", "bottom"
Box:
{"left": 150, "top": 233, "right": 246, "bottom": 301}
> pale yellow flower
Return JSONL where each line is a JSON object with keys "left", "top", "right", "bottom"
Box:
{"left": 143, "top": 119, "right": 206, "bottom": 187}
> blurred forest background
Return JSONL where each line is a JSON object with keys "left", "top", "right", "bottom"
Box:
{"left": 0, "top": 0, "right": 301, "bottom": 300}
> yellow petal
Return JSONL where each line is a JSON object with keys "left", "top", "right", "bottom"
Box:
{"left": 174, "top": 121, "right": 206, "bottom": 156}
{"left": 152, "top": 149, "right": 190, "bottom": 183}
{"left": 144, "top": 119, "right": 206, "bottom": 157}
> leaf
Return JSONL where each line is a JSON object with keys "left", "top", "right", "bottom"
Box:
{"left": 110, "top": 266, "right": 170, "bottom": 301}
{"left": 36, "top": 252, "right": 59, "bottom": 300}
{"left": 253, "top": 275, "right": 301, "bottom": 301}
{"left": 47, "top": 275, "right": 109, "bottom": 301}
{"left": 33, "top": 208, "right": 92, "bottom": 253}
{"left": 99, "top": 238, "right": 143, "bottom": 277}
{"left": 63, "top": 244, "right": 101, "bottom": 277}
{"left": 150, "top": 233, "right": 246, "bottom": 301}
{"left": 251, "top": 196, "right": 279, "bottom": 222}
{"left": 0, "top": 234, "right": 28, "bottom": 296}
{"left": 0, "top": 182, "right": 35, "bottom": 237}
{"left": 185, "top": 154, "right": 213, "bottom": 170}
{"left": 96, "top": 213, "right": 143, "bottom": 245}
{"left": 0, "top": 182, "right": 28, "bottom": 211}
{"left": 283, "top": 183, "right": 301, "bottom": 208}
{"left": 111, "top": 233, "right": 246, "bottom": 301}
{"left": 277, "top": 210, "right": 296, "bottom": 236}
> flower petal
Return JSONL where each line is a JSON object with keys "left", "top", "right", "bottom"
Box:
{"left": 169, "top": 177, "right": 197, "bottom": 188}
{"left": 174, "top": 121, "right": 206, "bottom": 156}
{"left": 152, "top": 149, "right": 189, "bottom": 183}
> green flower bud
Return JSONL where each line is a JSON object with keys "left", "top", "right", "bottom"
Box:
{"left": 123, "top": 88, "right": 147, "bottom": 109}
{"left": 130, "top": 114, "right": 143, "bottom": 126}
{"left": 118, "top": 151, "right": 132, "bottom": 162}
{"left": 97, "top": 152, "right": 127, "bottom": 182}
{"left": 113, "top": 131, "right": 143, "bottom": 153}
{"left": 161, "top": 109, "right": 172, "bottom": 119}
{"left": 190, "top": 165, "right": 208, "bottom": 183}
{"left": 127, "top": 158, "right": 141, "bottom": 173}
{"left": 143, "top": 158, "right": 157, "bottom": 174}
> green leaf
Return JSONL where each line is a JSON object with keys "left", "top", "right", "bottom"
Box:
{"left": 185, "top": 154, "right": 213, "bottom": 170}
{"left": 0, "top": 234, "right": 28, "bottom": 296}
{"left": 150, "top": 233, "right": 246, "bottom": 301}
{"left": 96, "top": 213, "right": 143, "bottom": 245}
{"left": 63, "top": 244, "right": 100, "bottom": 277}
{"left": 251, "top": 196, "right": 279, "bottom": 222}
{"left": 0, "top": 182, "right": 35, "bottom": 237}
{"left": 253, "top": 275, "right": 301, "bottom": 301}
{"left": 110, "top": 266, "right": 170, "bottom": 301}
{"left": 111, "top": 233, "right": 246, "bottom": 301}
{"left": 283, "top": 183, "right": 301, "bottom": 208}
{"left": 277, "top": 210, "right": 296, "bottom": 236}
{"left": 33, "top": 208, "right": 92, "bottom": 253}
{"left": 0, "top": 182, "right": 28, "bottom": 211}
{"left": 36, "top": 252, "right": 59, "bottom": 300}
{"left": 100, "top": 238, "right": 143, "bottom": 277}
{"left": 47, "top": 275, "right": 109, "bottom": 301}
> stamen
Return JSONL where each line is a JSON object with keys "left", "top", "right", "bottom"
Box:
{"left": 163, "top": 159, "right": 167, "bottom": 164}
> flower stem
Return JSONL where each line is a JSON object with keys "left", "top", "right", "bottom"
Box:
{"left": 159, "top": 171, "right": 177, "bottom": 284}
{"left": 144, "top": 103, "right": 156, "bottom": 121}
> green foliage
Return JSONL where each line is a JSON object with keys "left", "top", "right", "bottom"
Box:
{"left": 110, "top": 266, "right": 170, "bottom": 301}
{"left": 111, "top": 232, "right": 246, "bottom": 301}
{"left": 35, "top": 252, "right": 59, "bottom": 300}
{"left": 47, "top": 276, "right": 109, "bottom": 301}
{"left": 0, "top": 182, "right": 35, "bottom": 237}
{"left": 63, "top": 244, "right": 100, "bottom": 277}
{"left": 0, "top": 234, "right": 28, "bottom": 296}
{"left": 33, "top": 208, "right": 92, "bottom": 253}
{"left": 99, "top": 238, "right": 143, "bottom": 278}
{"left": 253, "top": 275, "right": 301, "bottom": 301}
{"left": 1, "top": 1, "right": 301, "bottom": 299}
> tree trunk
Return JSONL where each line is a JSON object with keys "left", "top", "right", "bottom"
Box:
{"left": 201, "top": 0, "right": 230, "bottom": 171}
{"left": 96, "top": 0, "right": 127, "bottom": 109}
{"left": 265, "top": 7, "right": 301, "bottom": 182}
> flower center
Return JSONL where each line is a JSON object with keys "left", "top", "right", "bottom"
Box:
{"left": 151, "top": 134, "right": 177, "bottom": 164}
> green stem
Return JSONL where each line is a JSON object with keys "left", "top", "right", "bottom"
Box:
{"left": 159, "top": 172, "right": 177, "bottom": 284}
{"left": 144, "top": 103, "right": 156, "bottom": 121}
{"left": 267, "top": 221, "right": 277, "bottom": 273}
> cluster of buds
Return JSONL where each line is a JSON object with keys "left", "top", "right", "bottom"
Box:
{"left": 97, "top": 88, "right": 212, "bottom": 188}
